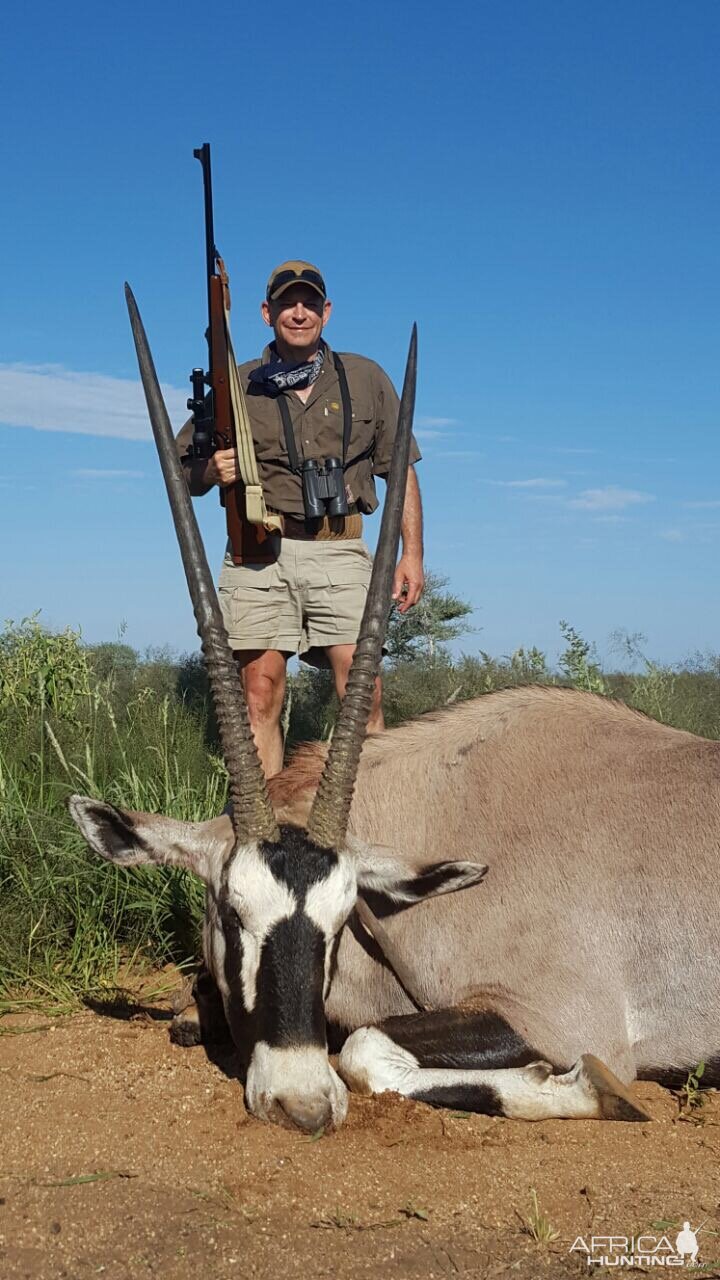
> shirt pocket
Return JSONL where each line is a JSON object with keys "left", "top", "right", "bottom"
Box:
{"left": 347, "top": 398, "right": 374, "bottom": 458}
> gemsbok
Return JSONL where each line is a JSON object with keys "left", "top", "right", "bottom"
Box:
{"left": 69, "top": 291, "right": 718, "bottom": 1132}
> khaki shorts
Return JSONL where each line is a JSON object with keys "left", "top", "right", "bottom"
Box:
{"left": 217, "top": 537, "right": 373, "bottom": 666}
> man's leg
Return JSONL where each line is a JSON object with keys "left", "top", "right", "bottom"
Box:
{"left": 234, "top": 649, "right": 288, "bottom": 778}
{"left": 326, "top": 644, "right": 385, "bottom": 733}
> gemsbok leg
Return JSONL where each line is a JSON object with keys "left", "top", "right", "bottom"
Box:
{"left": 338, "top": 1007, "right": 651, "bottom": 1121}
{"left": 170, "top": 966, "right": 231, "bottom": 1047}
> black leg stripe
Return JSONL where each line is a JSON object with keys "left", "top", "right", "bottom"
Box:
{"left": 412, "top": 1083, "right": 504, "bottom": 1115}
{"left": 377, "top": 1008, "right": 547, "bottom": 1072}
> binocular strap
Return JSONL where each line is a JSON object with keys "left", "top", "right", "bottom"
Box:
{"left": 276, "top": 351, "right": 354, "bottom": 474}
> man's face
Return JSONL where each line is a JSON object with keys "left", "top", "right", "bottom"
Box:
{"left": 261, "top": 284, "right": 332, "bottom": 355}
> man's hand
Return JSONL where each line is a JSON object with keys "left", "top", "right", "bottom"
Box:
{"left": 391, "top": 468, "right": 424, "bottom": 613}
{"left": 205, "top": 448, "right": 240, "bottom": 488}
{"left": 392, "top": 552, "right": 424, "bottom": 614}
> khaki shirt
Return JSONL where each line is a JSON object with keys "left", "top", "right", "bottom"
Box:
{"left": 176, "top": 342, "right": 421, "bottom": 519}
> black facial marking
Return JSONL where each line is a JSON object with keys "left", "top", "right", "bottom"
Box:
{"left": 254, "top": 916, "right": 326, "bottom": 1048}
{"left": 85, "top": 804, "right": 151, "bottom": 863}
{"left": 216, "top": 825, "right": 341, "bottom": 1057}
{"left": 325, "top": 931, "right": 342, "bottom": 999}
{"left": 217, "top": 896, "right": 254, "bottom": 1063}
{"left": 376, "top": 1009, "right": 550, "bottom": 1072}
{"left": 258, "top": 824, "right": 339, "bottom": 905}
{"left": 412, "top": 1083, "right": 504, "bottom": 1115}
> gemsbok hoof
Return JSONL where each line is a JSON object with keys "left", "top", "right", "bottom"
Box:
{"left": 580, "top": 1054, "right": 653, "bottom": 1122}
{"left": 170, "top": 1005, "right": 202, "bottom": 1048}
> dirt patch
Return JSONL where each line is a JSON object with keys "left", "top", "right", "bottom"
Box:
{"left": 1, "top": 992, "right": 719, "bottom": 1280}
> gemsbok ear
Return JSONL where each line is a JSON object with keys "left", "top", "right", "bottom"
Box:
{"left": 357, "top": 847, "right": 488, "bottom": 905}
{"left": 68, "top": 795, "right": 234, "bottom": 881}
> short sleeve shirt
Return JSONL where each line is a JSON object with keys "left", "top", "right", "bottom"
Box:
{"left": 176, "top": 342, "right": 421, "bottom": 518}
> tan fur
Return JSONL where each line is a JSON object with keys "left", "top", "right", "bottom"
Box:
{"left": 268, "top": 741, "right": 328, "bottom": 825}
{"left": 282, "top": 687, "right": 720, "bottom": 1080}
{"left": 273, "top": 687, "right": 718, "bottom": 845}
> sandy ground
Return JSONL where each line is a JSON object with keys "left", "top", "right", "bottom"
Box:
{"left": 2, "top": 985, "right": 720, "bottom": 1280}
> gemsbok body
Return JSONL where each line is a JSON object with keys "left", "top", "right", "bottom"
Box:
{"left": 69, "top": 290, "right": 719, "bottom": 1132}
{"left": 72, "top": 684, "right": 720, "bottom": 1130}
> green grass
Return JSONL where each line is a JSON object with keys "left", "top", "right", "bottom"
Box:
{"left": 0, "top": 620, "right": 218, "bottom": 1009}
{"left": 520, "top": 1188, "right": 560, "bottom": 1245}
{"left": 1, "top": 615, "right": 719, "bottom": 1011}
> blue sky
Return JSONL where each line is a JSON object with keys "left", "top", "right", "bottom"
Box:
{"left": 2, "top": 0, "right": 719, "bottom": 666}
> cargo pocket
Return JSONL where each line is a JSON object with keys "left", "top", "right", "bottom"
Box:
{"left": 320, "top": 546, "right": 372, "bottom": 637}
{"left": 217, "top": 560, "right": 285, "bottom": 643}
{"left": 326, "top": 564, "right": 372, "bottom": 590}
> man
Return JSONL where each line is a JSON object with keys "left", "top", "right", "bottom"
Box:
{"left": 176, "top": 260, "right": 423, "bottom": 776}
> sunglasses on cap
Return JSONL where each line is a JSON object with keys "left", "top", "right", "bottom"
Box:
{"left": 267, "top": 268, "right": 327, "bottom": 300}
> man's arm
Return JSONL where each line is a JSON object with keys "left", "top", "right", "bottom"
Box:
{"left": 392, "top": 465, "right": 424, "bottom": 614}
{"left": 369, "top": 364, "right": 424, "bottom": 612}
{"left": 176, "top": 416, "right": 240, "bottom": 495}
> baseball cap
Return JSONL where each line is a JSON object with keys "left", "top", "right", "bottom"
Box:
{"left": 266, "top": 260, "right": 327, "bottom": 302}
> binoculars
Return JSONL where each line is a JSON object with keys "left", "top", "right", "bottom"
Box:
{"left": 301, "top": 457, "right": 350, "bottom": 519}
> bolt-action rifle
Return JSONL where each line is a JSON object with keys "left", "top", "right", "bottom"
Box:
{"left": 188, "top": 144, "right": 273, "bottom": 564}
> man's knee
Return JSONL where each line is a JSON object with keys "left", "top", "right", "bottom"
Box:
{"left": 244, "top": 673, "right": 285, "bottom": 723}
{"left": 237, "top": 654, "right": 286, "bottom": 725}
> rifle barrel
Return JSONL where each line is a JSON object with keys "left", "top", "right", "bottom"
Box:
{"left": 193, "top": 143, "right": 216, "bottom": 374}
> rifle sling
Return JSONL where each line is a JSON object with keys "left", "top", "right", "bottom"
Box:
{"left": 224, "top": 305, "right": 283, "bottom": 533}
